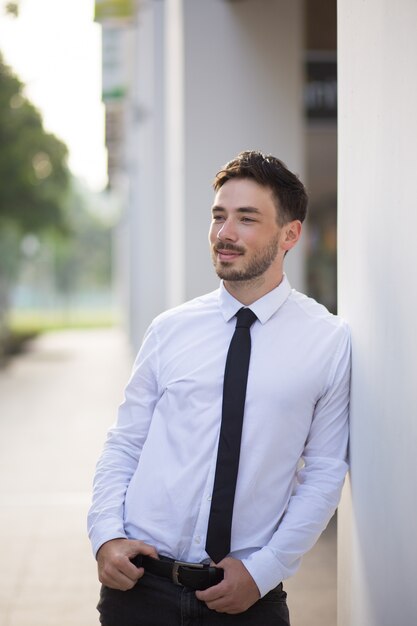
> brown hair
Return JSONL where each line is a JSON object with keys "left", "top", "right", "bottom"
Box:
{"left": 213, "top": 150, "right": 308, "bottom": 225}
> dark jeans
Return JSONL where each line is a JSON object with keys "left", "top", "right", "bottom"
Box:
{"left": 98, "top": 571, "right": 290, "bottom": 626}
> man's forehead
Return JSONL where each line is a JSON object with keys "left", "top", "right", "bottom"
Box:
{"left": 212, "top": 179, "right": 276, "bottom": 214}
{"left": 214, "top": 178, "right": 274, "bottom": 200}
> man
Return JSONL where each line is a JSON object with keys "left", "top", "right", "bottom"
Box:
{"left": 88, "top": 150, "right": 350, "bottom": 625}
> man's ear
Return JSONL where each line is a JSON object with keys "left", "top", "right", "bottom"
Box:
{"left": 281, "top": 220, "right": 302, "bottom": 252}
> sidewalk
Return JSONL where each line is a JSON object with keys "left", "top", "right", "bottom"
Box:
{"left": 0, "top": 328, "right": 336, "bottom": 626}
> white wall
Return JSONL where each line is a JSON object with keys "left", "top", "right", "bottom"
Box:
{"left": 165, "top": 0, "right": 306, "bottom": 306}
{"left": 127, "top": 0, "right": 306, "bottom": 346}
{"left": 337, "top": 1, "right": 417, "bottom": 624}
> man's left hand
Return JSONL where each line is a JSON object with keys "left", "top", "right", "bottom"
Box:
{"left": 195, "top": 557, "right": 260, "bottom": 614}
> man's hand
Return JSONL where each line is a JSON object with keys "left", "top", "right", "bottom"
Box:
{"left": 195, "top": 557, "right": 260, "bottom": 614}
{"left": 97, "top": 538, "right": 158, "bottom": 590}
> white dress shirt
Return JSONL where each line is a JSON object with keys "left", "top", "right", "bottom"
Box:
{"left": 88, "top": 275, "right": 350, "bottom": 597}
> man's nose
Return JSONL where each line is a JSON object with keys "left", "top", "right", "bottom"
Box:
{"left": 217, "top": 218, "right": 237, "bottom": 242}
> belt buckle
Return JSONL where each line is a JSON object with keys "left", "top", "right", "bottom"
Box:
{"left": 172, "top": 560, "right": 204, "bottom": 586}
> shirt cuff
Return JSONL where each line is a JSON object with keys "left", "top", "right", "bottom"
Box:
{"left": 241, "top": 547, "right": 295, "bottom": 598}
{"left": 88, "top": 518, "right": 128, "bottom": 558}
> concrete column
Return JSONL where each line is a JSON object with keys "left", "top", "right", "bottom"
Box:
{"left": 165, "top": 0, "right": 306, "bottom": 305}
{"left": 127, "top": 1, "right": 166, "bottom": 350}
{"left": 337, "top": 1, "right": 417, "bottom": 625}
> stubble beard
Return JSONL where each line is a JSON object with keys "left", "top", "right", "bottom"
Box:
{"left": 212, "top": 235, "right": 280, "bottom": 282}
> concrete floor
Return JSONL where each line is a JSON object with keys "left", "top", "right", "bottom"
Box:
{"left": 0, "top": 328, "right": 337, "bottom": 626}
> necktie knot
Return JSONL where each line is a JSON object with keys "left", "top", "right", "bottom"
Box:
{"left": 235, "top": 307, "right": 257, "bottom": 329}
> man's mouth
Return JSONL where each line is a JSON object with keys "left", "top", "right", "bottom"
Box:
{"left": 214, "top": 246, "right": 244, "bottom": 262}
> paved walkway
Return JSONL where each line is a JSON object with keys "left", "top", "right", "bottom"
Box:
{"left": 0, "top": 329, "right": 337, "bottom": 626}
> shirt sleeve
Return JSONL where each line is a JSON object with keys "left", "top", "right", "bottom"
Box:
{"left": 87, "top": 323, "right": 161, "bottom": 557}
{"left": 242, "top": 322, "right": 351, "bottom": 597}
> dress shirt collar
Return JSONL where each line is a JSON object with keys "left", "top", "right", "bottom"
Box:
{"left": 218, "top": 274, "right": 292, "bottom": 325}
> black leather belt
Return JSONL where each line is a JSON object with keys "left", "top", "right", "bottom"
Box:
{"left": 132, "top": 554, "right": 224, "bottom": 590}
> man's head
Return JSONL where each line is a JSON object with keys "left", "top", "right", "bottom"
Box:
{"left": 213, "top": 150, "right": 307, "bottom": 227}
{"left": 209, "top": 151, "right": 307, "bottom": 298}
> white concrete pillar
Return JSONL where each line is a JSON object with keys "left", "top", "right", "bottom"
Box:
{"left": 127, "top": 1, "right": 167, "bottom": 350}
{"left": 165, "top": 0, "right": 306, "bottom": 306}
{"left": 337, "top": 1, "right": 417, "bottom": 625}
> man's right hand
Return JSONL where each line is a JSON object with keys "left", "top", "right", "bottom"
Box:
{"left": 97, "top": 538, "right": 158, "bottom": 590}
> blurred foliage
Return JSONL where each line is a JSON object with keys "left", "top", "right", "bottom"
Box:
{"left": 10, "top": 310, "right": 117, "bottom": 335}
{"left": 3, "top": 179, "right": 115, "bottom": 351}
{"left": 53, "top": 181, "right": 112, "bottom": 297}
{"left": 0, "top": 53, "right": 70, "bottom": 233}
{"left": 4, "top": 2, "right": 19, "bottom": 17}
{"left": 0, "top": 53, "right": 71, "bottom": 355}
{"left": 0, "top": 54, "right": 114, "bottom": 361}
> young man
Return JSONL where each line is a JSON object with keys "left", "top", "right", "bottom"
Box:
{"left": 88, "top": 151, "right": 350, "bottom": 625}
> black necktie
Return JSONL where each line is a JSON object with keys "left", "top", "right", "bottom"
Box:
{"left": 205, "top": 307, "right": 257, "bottom": 563}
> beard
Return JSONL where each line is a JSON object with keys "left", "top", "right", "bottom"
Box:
{"left": 211, "top": 235, "right": 280, "bottom": 282}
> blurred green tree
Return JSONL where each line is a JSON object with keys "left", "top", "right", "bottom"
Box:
{"left": 4, "top": 2, "right": 19, "bottom": 18}
{"left": 50, "top": 181, "right": 113, "bottom": 309}
{"left": 0, "top": 54, "right": 70, "bottom": 232}
{"left": 0, "top": 53, "right": 70, "bottom": 349}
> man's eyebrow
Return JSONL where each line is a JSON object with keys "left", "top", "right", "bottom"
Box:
{"left": 211, "top": 205, "right": 262, "bottom": 214}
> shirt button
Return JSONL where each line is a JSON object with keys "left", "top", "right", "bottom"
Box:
{"left": 207, "top": 495, "right": 212, "bottom": 501}
{"left": 194, "top": 535, "right": 201, "bottom": 544}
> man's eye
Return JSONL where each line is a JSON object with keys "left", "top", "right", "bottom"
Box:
{"left": 241, "top": 217, "right": 255, "bottom": 223}
{"left": 212, "top": 215, "right": 225, "bottom": 222}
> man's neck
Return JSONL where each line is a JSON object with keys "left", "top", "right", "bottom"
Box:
{"left": 223, "top": 272, "right": 284, "bottom": 305}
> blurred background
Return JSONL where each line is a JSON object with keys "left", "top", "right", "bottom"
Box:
{"left": 0, "top": 1, "right": 339, "bottom": 625}
{"left": 0, "top": 0, "right": 338, "bottom": 362}
{"left": 0, "top": 0, "right": 113, "bottom": 363}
